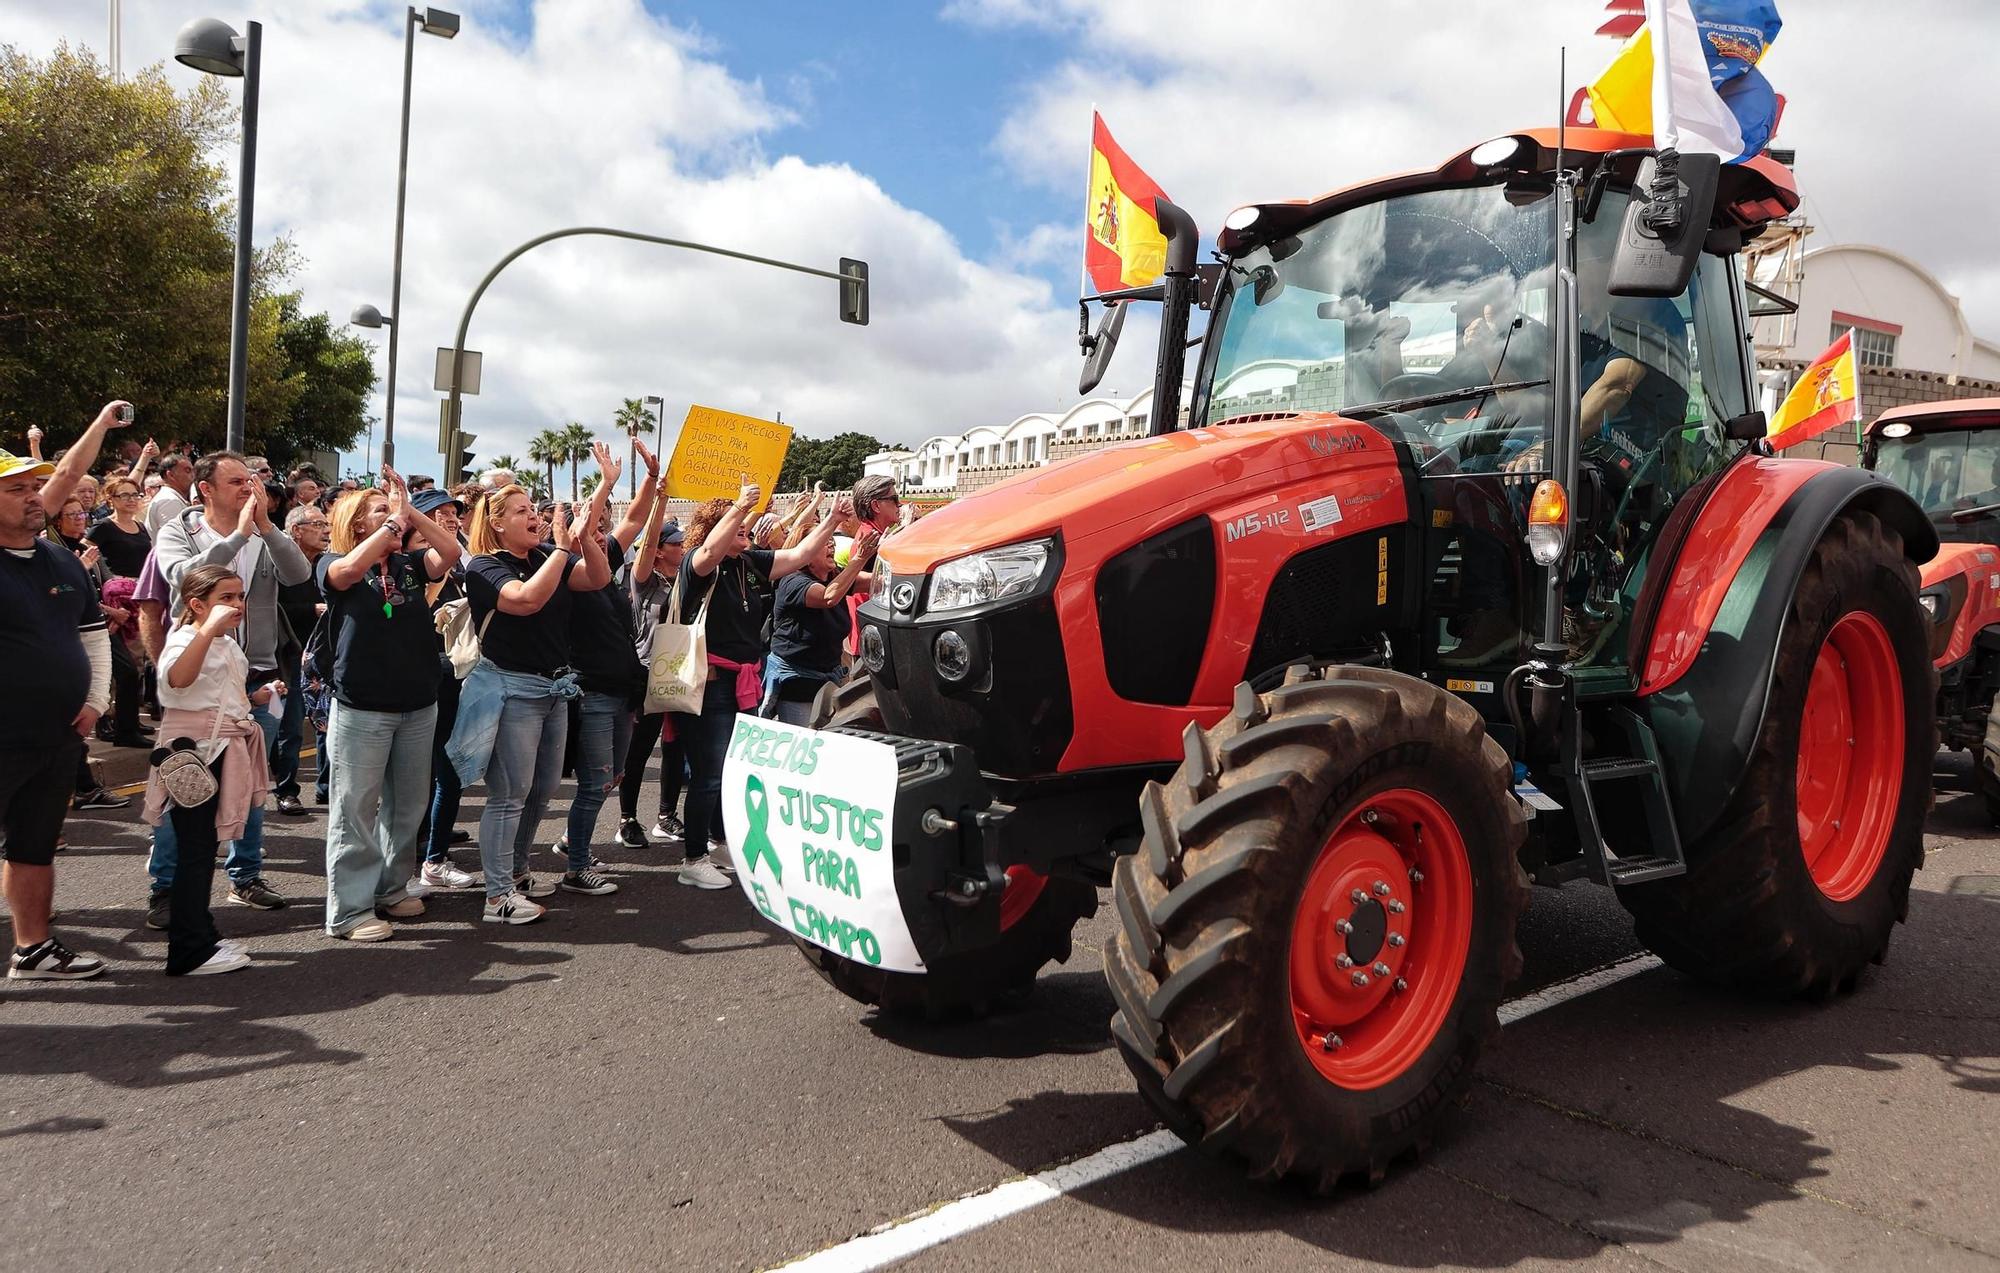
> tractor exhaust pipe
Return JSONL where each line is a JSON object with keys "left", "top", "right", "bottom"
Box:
{"left": 1148, "top": 198, "right": 1199, "bottom": 437}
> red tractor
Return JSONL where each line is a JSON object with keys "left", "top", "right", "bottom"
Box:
{"left": 1862, "top": 398, "right": 2000, "bottom": 817}
{"left": 797, "top": 127, "right": 1936, "bottom": 1189}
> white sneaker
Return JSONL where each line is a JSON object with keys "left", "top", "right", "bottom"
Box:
{"left": 650, "top": 813, "right": 686, "bottom": 844}
{"left": 482, "top": 892, "right": 546, "bottom": 925}
{"left": 512, "top": 872, "right": 557, "bottom": 899}
{"left": 706, "top": 841, "right": 736, "bottom": 873}
{"left": 188, "top": 944, "right": 250, "bottom": 975}
{"left": 678, "top": 858, "right": 732, "bottom": 890}
{"left": 421, "top": 860, "right": 480, "bottom": 890}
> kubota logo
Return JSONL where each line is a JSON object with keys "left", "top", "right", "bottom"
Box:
{"left": 892, "top": 582, "right": 916, "bottom": 610}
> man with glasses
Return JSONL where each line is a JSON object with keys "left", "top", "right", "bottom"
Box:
{"left": 274, "top": 505, "right": 332, "bottom": 814}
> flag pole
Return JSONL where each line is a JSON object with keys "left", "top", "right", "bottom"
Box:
{"left": 1080, "top": 103, "right": 1099, "bottom": 303}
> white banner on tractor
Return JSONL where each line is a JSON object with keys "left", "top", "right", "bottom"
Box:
{"left": 721, "top": 716, "right": 924, "bottom": 973}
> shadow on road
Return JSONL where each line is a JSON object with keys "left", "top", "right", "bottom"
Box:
{"left": 933, "top": 882, "right": 2000, "bottom": 1266}
{"left": 864, "top": 969, "right": 1118, "bottom": 1060}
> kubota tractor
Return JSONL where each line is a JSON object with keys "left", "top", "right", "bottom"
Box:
{"left": 1862, "top": 398, "right": 2000, "bottom": 818}
{"left": 795, "top": 127, "right": 1937, "bottom": 1190}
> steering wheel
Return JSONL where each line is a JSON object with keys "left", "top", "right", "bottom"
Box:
{"left": 1374, "top": 372, "right": 1445, "bottom": 402}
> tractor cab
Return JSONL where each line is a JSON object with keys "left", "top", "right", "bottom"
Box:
{"left": 1864, "top": 399, "right": 2000, "bottom": 549}
{"left": 1187, "top": 133, "right": 1778, "bottom": 687}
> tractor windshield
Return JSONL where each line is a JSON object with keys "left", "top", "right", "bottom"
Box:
{"left": 1872, "top": 426, "right": 2000, "bottom": 545}
{"left": 1195, "top": 183, "right": 1557, "bottom": 465}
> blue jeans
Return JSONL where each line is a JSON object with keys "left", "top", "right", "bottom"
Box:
{"left": 564, "top": 691, "right": 633, "bottom": 869}
{"left": 323, "top": 699, "right": 437, "bottom": 935}
{"left": 478, "top": 692, "right": 568, "bottom": 900}
{"left": 419, "top": 666, "right": 463, "bottom": 864}
{"left": 271, "top": 664, "right": 307, "bottom": 798}
{"left": 671, "top": 676, "right": 739, "bottom": 861}
{"left": 147, "top": 697, "right": 279, "bottom": 891}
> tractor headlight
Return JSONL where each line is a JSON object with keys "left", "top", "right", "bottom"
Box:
{"left": 861, "top": 624, "right": 887, "bottom": 673}
{"left": 925, "top": 539, "right": 1053, "bottom": 615}
{"left": 1918, "top": 593, "right": 1940, "bottom": 618}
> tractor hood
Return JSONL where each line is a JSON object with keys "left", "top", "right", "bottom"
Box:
{"left": 877, "top": 413, "right": 1397, "bottom": 574}
{"left": 1921, "top": 541, "right": 1996, "bottom": 590}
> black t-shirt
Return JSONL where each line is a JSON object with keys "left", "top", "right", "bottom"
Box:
{"left": 677, "top": 547, "right": 775, "bottom": 664}
{"left": 85, "top": 520, "right": 151, "bottom": 578}
{"left": 570, "top": 540, "right": 643, "bottom": 700}
{"left": 278, "top": 558, "right": 322, "bottom": 673}
{"left": 769, "top": 571, "right": 850, "bottom": 674}
{"left": 0, "top": 541, "right": 105, "bottom": 750}
{"left": 466, "top": 548, "right": 580, "bottom": 676}
{"left": 315, "top": 551, "right": 440, "bottom": 712}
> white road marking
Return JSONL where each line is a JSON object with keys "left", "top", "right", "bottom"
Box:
{"left": 773, "top": 952, "right": 1666, "bottom": 1272}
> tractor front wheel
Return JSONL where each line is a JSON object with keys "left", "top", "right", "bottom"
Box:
{"left": 1105, "top": 665, "right": 1527, "bottom": 1191}
{"left": 1622, "top": 509, "right": 1934, "bottom": 996}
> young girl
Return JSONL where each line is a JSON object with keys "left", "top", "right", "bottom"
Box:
{"left": 144, "top": 564, "right": 277, "bottom": 975}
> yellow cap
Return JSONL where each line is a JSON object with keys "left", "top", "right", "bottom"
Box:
{"left": 0, "top": 449, "right": 55, "bottom": 483}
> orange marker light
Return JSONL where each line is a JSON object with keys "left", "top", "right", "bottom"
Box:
{"left": 1526, "top": 478, "right": 1569, "bottom": 566}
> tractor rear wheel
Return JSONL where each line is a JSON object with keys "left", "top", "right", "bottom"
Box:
{"left": 1976, "top": 694, "right": 2000, "bottom": 824}
{"left": 1105, "top": 665, "right": 1527, "bottom": 1191}
{"left": 811, "top": 673, "right": 886, "bottom": 732}
{"left": 1622, "top": 509, "right": 1934, "bottom": 996}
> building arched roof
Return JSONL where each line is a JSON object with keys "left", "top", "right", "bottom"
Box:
{"left": 1803, "top": 242, "right": 1998, "bottom": 369}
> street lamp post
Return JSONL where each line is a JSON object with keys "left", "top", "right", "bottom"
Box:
{"left": 174, "top": 16, "right": 261, "bottom": 454}
{"left": 641, "top": 394, "right": 665, "bottom": 498}
{"left": 379, "top": 6, "right": 459, "bottom": 471}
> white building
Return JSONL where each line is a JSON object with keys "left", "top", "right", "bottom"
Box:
{"left": 863, "top": 386, "right": 1182, "bottom": 500}
{"left": 1759, "top": 242, "right": 2000, "bottom": 382}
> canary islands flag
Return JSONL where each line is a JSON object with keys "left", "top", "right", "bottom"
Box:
{"left": 1769, "top": 331, "right": 1860, "bottom": 450}
{"left": 1587, "top": 0, "right": 1782, "bottom": 163}
{"left": 1085, "top": 113, "right": 1172, "bottom": 294}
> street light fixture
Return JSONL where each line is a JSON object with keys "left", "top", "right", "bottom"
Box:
{"left": 376, "top": 6, "right": 459, "bottom": 471}
{"left": 350, "top": 304, "right": 392, "bottom": 329}
{"left": 174, "top": 16, "right": 261, "bottom": 453}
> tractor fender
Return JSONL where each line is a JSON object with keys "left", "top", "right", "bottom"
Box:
{"left": 1636, "top": 457, "right": 1935, "bottom": 846}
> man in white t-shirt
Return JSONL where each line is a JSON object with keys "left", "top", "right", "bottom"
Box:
{"left": 144, "top": 453, "right": 197, "bottom": 536}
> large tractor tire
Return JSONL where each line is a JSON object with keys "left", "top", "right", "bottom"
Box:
{"left": 1105, "top": 665, "right": 1528, "bottom": 1191}
{"left": 1976, "top": 694, "right": 2000, "bottom": 824}
{"left": 1622, "top": 509, "right": 1935, "bottom": 997}
{"left": 799, "top": 671, "right": 1099, "bottom": 1017}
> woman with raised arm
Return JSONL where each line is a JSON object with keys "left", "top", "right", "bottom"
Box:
{"left": 448, "top": 446, "right": 615, "bottom": 924}
{"left": 316, "top": 467, "right": 462, "bottom": 941}
{"left": 671, "top": 480, "right": 840, "bottom": 888}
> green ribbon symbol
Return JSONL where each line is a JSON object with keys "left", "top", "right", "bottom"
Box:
{"left": 742, "top": 775, "right": 782, "bottom": 884}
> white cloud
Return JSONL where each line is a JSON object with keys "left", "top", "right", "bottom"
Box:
{"left": 966, "top": 0, "right": 2000, "bottom": 337}
{"left": 10, "top": 0, "right": 1077, "bottom": 476}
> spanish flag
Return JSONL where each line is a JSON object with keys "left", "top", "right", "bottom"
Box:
{"left": 1085, "top": 113, "right": 1172, "bottom": 294}
{"left": 1768, "top": 330, "right": 1859, "bottom": 450}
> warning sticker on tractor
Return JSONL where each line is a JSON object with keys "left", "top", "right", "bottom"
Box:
{"left": 1445, "top": 678, "right": 1496, "bottom": 694}
{"left": 1514, "top": 781, "right": 1563, "bottom": 812}
{"left": 1298, "top": 494, "right": 1344, "bottom": 532}
{"left": 722, "top": 717, "right": 923, "bottom": 973}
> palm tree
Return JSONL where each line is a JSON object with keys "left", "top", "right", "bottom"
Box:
{"left": 527, "top": 428, "right": 564, "bottom": 497}
{"left": 484, "top": 453, "right": 524, "bottom": 481}
{"left": 614, "top": 398, "right": 658, "bottom": 498}
{"left": 560, "top": 421, "right": 594, "bottom": 500}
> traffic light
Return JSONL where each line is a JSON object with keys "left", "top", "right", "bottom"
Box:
{"left": 457, "top": 431, "right": 478, "bottom": 486}
{"left": 839, "top": 257, "right": 869, "bottom": 326}
{"left": 439, "top": 399, "right": 475, "bottom": 485}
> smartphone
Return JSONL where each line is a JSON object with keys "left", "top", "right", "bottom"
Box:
{"left": 117, "top": 403, "right": 134, "bottom": 425}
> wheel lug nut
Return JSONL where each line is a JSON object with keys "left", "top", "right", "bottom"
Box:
{"left": 1336, "top": 954, "right": 1353, "bottom": 969}
{"left": 1335, "top": 919, "right": 1354, "bottom": 935}
{"left": 1373, "top": 880, "right": 1392, "bottom": 896}
{"left": 1373, "top": 962, "right": 1392, "bottom": 977}
{"left": 1388, "top": 900, "right": 1406, "bottom": 914}
{"left": 1394, "top": 977, "right": 1408, "bottom": 993}
{"left": 1361, "top": 809, "right": 1379, "bottom": 825}
{"left": 1350, "top": 889, "right": 1367, "bottom": 905}
{"left": 1322, "top": 1033, "right": 1342, "bottom": 1052}
{"left": 1408, "top": 867, "right": 1425, "bottom": 884}
{"left": 1388, "top": 933, "right": 1405, "bottom": 948}
{"left": 1351, "top": 971, "right": 1371, "bottom": 988}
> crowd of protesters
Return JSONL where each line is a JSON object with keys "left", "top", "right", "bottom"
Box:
{"left": 2, "top": 400, "right": 910, "bottom": 978}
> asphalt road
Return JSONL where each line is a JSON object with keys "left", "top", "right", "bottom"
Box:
{"left": 5, "top": 750, "right": 1997, "bottom": 1272}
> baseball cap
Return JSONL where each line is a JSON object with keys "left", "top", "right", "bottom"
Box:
{"left": 412, "top": 488, "right": 463, "bottom": 517}
{"left": 0, "top": 449, "right": 54, "bottom": 483}
{"left": 657, "top": 518, "right": 684, "bottom": 546}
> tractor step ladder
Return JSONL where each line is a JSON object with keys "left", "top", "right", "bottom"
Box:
{"left": 1559, "top": 705, "right": 1686, "bottom": 886}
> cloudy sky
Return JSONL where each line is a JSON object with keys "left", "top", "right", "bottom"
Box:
{"left": 12, "top": 0, "right": 1997, "bottom": 478}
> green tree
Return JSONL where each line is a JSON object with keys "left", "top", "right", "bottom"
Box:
{"left": 613, "top": 397, "right": 656, "bottom": 497}
{"left": 580, "top": 471, "right": 602, "bottom": 501}
{"left": 0, "top": 47, "right": 362, "bottom": 454}
{"left": 527, "top": 427, "right": 564, "bottom": 497}
{"left": 268, "top": 291, "right": 374, "bottom": 466}
{"left": 559, "top": 420, "right": 593, "bottom": 499}
{"left": 775, "top": 430, "right": 885, "bottom": 493}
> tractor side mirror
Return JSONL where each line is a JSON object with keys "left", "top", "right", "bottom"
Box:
{"left": 1078, "top": 301, "right": 1128, "bottom": 396}
{"left": 1723, "top": 409, "right": 1768, "bottom": 441}
{"left": 1608, "top": 151, "right": 1721, "bottom": 298}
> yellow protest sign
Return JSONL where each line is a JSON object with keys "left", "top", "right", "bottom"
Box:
{"left": 663, "top": 405, "right": 793, "bottom": 507}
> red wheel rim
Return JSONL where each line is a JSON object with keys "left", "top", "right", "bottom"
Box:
{"left": 998, "top": 865, "right": 1047, "bottom": 932}
{"left": 1289, "top": 789, "right": 1474, "bottom": 1090}
{"left": 1795, "top": 611, "right": 1903, "bottom": 902}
